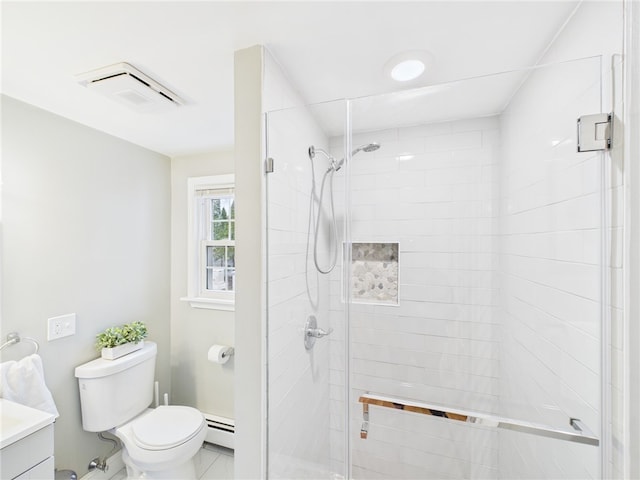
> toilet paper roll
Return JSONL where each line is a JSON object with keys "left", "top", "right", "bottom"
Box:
{"left": 208, "top": 344, "right": 232, "bottom": 364}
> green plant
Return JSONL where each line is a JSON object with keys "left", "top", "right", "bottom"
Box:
{"left": 95, "top": 321, "right": 148, "bottom": 350}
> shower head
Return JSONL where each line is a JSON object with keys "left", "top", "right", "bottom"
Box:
{"left": 353, "top": 143, "right": 381, "bottom": 155}
{"left": 333, "top": 142, "right": 380, "bottom": 172}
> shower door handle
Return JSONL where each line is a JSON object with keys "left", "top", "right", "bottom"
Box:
{"left": 358, "top": 393, "right": 599, "bottom": 446}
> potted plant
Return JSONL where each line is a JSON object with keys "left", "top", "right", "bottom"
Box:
{"left": 96, "top": 321, "right": 148, "bottom": 360}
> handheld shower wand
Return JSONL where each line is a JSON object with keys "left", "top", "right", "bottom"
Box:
{"left": 306, "top": 142, "right": 380, "bottom": 274}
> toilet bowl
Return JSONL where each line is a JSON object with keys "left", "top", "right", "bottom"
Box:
{"left": 115, "top": 406, "right": 207, "bottom": 479}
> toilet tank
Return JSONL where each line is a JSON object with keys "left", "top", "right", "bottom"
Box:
{"left": 75, "top": 341, "right": 157, "bottom": 432}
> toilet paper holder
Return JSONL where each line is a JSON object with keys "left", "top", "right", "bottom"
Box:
{"left": 207, "top": 344, "right": 235, "bottom": 364}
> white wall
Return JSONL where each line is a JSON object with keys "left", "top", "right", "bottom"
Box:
{"left": 333, "top": 117, "right": 501, "bottom": 479}
{"left": 233, "top": 45, "right": 265, "bottom": 480}
{"left": 1, "top": 95, "right": 171, "bottom": 476}
{"left": 170, "top": 151, "right": 235, "bottom": 419}
{"left": 498, "top": 55, "right": 603, "bottom": 480}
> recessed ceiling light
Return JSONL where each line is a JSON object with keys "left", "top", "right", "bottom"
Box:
{"left": 391, "top": 60, "right": 425, "bottom": 82}
{"left": 383, "top": 50, "right": 433, "bottom": 84}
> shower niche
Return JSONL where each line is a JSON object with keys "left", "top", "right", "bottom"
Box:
{"left": 351, "top": 242, "right": 399, "bottom": 306}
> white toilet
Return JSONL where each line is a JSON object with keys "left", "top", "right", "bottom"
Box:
{"left": 75, "top": 341, "right": 206, "bottom": 479}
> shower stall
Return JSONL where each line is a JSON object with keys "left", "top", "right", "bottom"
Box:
{"left": 264, "top": 55, "right": 614, "bottom": 479}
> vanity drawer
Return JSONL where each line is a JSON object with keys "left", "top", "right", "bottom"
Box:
{"left": 0, "top": 424, "right": 53, "bottom": 479}
{"left": 14, "top": 456, "right": 54, "bottom": 480}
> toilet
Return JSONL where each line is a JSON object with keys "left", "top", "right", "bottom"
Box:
{"left": 75, "top": 341, "right": 206, "bottom": 479}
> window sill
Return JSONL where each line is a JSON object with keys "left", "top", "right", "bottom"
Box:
{"left": 180, "top": 297, "right": 235, "bottom": 312}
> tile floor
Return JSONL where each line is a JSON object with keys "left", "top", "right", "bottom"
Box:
{"left": 108, "top": 443, "right": 234, "bottom": 480}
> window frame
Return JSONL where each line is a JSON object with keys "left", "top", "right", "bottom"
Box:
{"left": 181, "top": 174, "right": 235, "bottom": 311}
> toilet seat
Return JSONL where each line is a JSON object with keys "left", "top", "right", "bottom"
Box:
{"left": 132, "top": 406, "right": 204, "bottom": 450}
{"left": 114, "top": 406, "right": 207, "bottom": 473}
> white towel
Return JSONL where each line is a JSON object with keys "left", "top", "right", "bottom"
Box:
{"left": 0, "top": 353, "right": 59, "bottom": 417}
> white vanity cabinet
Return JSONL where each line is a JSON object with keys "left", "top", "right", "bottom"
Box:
{"left": 0, "top": 399, "right": 55, "bottom": 480}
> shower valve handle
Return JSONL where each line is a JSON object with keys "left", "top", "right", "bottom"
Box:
{"left": 304, "top": 315, "right": 332, "bottom": 350}
{"left": 306, "top": 327, "right": 333, "bottom": 339}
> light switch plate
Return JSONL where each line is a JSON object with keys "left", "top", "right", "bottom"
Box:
{"left": 47, "top": 313, "right": 76, "bottom": 341}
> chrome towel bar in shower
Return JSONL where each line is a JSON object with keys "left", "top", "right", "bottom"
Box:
{"left": 358, "top": 393, "right": 599, "bottom": 446}
{"left": 0, "top": 332, "right": 40, "bottom": 354}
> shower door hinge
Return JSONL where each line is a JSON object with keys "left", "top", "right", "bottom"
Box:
{"left": 264, "top": 157, "right": 274, "bottom": 174}
{"left": 577, "top": 113, "right": 612, "bottom": 152}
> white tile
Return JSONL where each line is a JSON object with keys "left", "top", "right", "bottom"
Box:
{"left": 424, "top": 131, "right": 482, "bottom": 152}
{"left": 201, "top": 453, "right": 234, "bottom": 480}
{"left": 194, "top": 447, "right": 220, "bottom": 478}
{"left": 108, "top": 469, "right": 127, "bottom": 480}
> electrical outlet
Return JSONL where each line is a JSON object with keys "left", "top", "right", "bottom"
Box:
{"left": 47, "top": 313, "right": 76, "bottom": 341}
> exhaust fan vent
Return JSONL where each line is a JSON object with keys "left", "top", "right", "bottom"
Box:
{"left": 76, "top": 62, "right": 184, "bottom": 112}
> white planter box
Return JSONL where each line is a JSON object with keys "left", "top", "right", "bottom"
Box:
{"left": 101, "top": 341, "right": 144, "bottom": 360}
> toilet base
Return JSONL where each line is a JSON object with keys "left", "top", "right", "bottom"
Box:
{"left": 122, "top": 449, "right": 197, "bottom": 480}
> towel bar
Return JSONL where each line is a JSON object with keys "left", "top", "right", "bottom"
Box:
{"left": 358, "top": 393, "right": 599, "bottom": 446}
{"left": 0, "top": 332, "right": 40, "bottom": 354}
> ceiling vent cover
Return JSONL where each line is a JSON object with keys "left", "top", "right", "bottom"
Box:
{"left": 76, "top": 62, "right": 184, "bottom": 112}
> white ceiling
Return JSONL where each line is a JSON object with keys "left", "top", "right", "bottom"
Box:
{"left": 1, "top": 1, "right": 580, "bottom": 157}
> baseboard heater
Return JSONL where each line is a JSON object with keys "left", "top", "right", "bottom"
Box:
{"left": 203, "top": 413, "right": 235, "bottom": 450}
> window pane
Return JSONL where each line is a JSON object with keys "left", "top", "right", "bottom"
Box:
{"left": 207, "top": 246, "right": 225, "bottom": 267}
{"left": 205, "top": 246, "right": 235, "bottom": 292}
{"left": 230, "top": 199, "right": 235, "bottom": 219}
{"left": 212, "top": 197, "right": 232, "bottom": 220}
{"left": 206, "top": 267, "right": 226, "bottom": 290}
{"left": 211, "top": 199, "right": 221, "bottom": 220}
{"left": 227, "top": 246, "right": 235, "bottom": 267}
{"left": 221, "top": 198, "right": 231, "bottom": 220}
{"left": 226, "top": 267, "right": 235, "bottom": 291}
{"left": 206, "top": 267, "right": 213, "bottom": 290}
{"left": 212, "top": 221, "right": 229, "bottom": 240}
{"left": 230, "top": 221, "right": 235, "bottom": 241}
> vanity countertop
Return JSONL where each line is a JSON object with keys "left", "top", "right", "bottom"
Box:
{"left": 0, "top": 398, "right": 55, "bottom": 449}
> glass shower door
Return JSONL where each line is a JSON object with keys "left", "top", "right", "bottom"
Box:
{"left": 265, "top": 99, "right": 348, "bottom": 479}
{"left": 346, "top": 56, "right": 606, "bottom": 479}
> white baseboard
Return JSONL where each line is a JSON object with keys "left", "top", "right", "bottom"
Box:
{"left": 202, "top": 412, "right": 235, "bottom": 450}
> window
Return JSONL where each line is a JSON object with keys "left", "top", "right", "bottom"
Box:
{"left": 182, "top": 175, "right": 235, "bottom": 310}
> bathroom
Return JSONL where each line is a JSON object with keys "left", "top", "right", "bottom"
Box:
{"left": 1, "top": 1, "right": 639, "bottom": 479}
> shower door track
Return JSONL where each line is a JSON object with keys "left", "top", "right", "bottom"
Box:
{"left": 358, "top": 393, "right": 599, "bottom": 446}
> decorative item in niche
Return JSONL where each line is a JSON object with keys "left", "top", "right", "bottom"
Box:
{"left": 352, "top": 242, "right": 399, "bottom": 305}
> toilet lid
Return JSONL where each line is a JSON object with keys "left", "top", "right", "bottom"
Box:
{"left": 131, "top": 406, "right": 204, "bottom": 450}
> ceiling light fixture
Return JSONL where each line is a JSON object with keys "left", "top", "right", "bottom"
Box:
{"left": 384, "top": 50, "right": 433, "bottom": 84}
{"left": 391, "top": 60, "right": 425, "bottom": 82}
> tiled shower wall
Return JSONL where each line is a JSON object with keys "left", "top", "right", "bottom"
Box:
{"left": 265, "top": 57, "right": 338, "bottom": 478}
{"left": 329, "top": 116, "right": 502, "bottom": 478}
{"left": 497, "top": 58, "right": 604, "bottom": 479}
{"left": 325, "top": 59, "right": 611, "bottom": 480}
